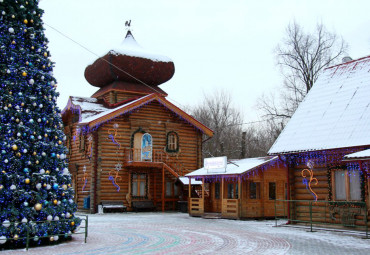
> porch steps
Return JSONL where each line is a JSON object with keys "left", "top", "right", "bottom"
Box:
{"left": 202, "top": 213, "right": 222, "bottom": 219}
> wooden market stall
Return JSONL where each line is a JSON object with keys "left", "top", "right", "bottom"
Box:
{"left": 186, "top": 156, "right": 288, "bottom": 219}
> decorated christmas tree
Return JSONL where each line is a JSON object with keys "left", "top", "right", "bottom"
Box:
{"left": 0, "top": 0, "right": 80, "bottom": 248}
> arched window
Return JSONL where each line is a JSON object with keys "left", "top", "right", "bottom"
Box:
{"left": 166, "top": 131, "right": 179, "bottom": 153}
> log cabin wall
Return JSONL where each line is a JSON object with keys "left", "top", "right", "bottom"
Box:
{"left": 287, "top": 148, "right": 370, "bottom": 227}
{"left": 76, "top": 100, "right": 203, "bottom": 211}
{"left": 63, "top": 114, "right": 94, "bottom": 211}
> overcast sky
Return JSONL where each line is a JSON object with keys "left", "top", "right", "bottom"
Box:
{"left": 40, "top": 0, "right": 370, "bottom": 122}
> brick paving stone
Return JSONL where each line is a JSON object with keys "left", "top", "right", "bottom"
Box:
{"left": 1, "top": 212, "right": 369, "bottom": 255}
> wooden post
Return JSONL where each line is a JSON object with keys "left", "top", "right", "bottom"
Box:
{"left": 202, "top": 177, "right": 205, "bottom": 214}
{"left": 188, "top": 178, "right": 191, "bottom": 213}
{"left": 221, "top": 177, "right": 224, "bottom": 215}
{"left": 162, "top": 165, "right": 165, "bottom": 212}
{"left": 153, "top": 170, "right": 156, "bottom": 205}
{"left": 238, "top": 175, "right": 241, "bottom": 218}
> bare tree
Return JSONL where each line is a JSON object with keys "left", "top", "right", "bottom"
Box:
{"left": 191, "top": 90, "right": 244, "bottom": 160}
{"left": 257, "top": 21, "right": 348, "bottom": 136}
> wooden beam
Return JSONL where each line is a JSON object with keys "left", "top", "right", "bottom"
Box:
{"left": 153, "top": 170, "right": 156, "bottom": 205}
{"left": 162, "top": 165, "right": 165, "bottom": 212}
{"left": 221, "top": 177, "right": 224, "bottom": 214}
{"left": 238, "top": 176, "right": 241, "bottom": 218}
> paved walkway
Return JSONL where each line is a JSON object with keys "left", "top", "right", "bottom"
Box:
{"left": 2, "top": 212, "right": 370, "bottom": 254}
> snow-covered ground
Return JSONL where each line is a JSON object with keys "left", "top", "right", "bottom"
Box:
{"left": 3, "top": 212, "right": 370, "bottom": 255}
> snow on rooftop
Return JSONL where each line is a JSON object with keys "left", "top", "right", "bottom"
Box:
{"left": 78, "top": 94, "right": 152, "bottom": 125}
{"left": 186, "top": 156, "right": 278, "bottom": 177}
{"left": 110, "top": 31, "right": 172, "bottom": 63}
{"left": 269, "top": 56, "right": 370, "bottom": 155}
{"left": 178, "top": 177, "right": 202, "bottom": 185}
{"left": 343, "top": 149, "right": 370, "bottom": 160}
{"left": 70, "top": 96, "right": 108, "bottom": 122}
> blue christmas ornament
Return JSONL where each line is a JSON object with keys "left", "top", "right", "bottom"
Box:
{"left": 53, "top": 184, "right": 58, "bottom": 190}
{"left": 51, "top": 153, "right": 56, "bottom": 157}
{"left": 23, "top": 168, "right": 29, "bottom": 173}
{"left": 30, "top": 135, "right": 35, "bottom": 140}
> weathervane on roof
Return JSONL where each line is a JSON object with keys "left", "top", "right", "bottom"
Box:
{"left": 125, "top": 20, "right": 132, "bottom": 31}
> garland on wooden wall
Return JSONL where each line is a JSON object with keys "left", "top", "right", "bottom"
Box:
{"left": 301, "top": 160, "right": 318, "bottom": 202}
{"left": 108, "top": 123, "right": 121, "bottom": 149}
{"left": 107, "top": 123, "right": 122, "bottom": 192}
{"left": 108, "top": 163, "right": 122, "bottom": 192}
{"left": 82, "top": 165, "right": 88, "bottom": 192}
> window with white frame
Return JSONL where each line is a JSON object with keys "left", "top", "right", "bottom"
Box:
{"left": 334, "top": 169, "right": 361, "bottom": 201}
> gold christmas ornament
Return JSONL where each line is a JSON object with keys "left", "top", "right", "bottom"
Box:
{"left": 22, "top": 71, "right": 27, "bottom": 77}
{"left": 44, "top": 134, "right": 48, "bottom": 138}
{"left": 13, "top": 234, "right": 19, "bottom": 240}
{"left": 58, "top": 141, "right": 62, "bottom": 145}
{"left": 35, "top": 160, "right": 39, "bottom": 164}
{"left": 30, "top": 19, "right": 33, "bottom": 23}
{"left": 25, "top": 178, "right": 30, "bottom": 184}
{"left": 70, "top": 221, "right": 75, "bottom": 226}
{"left": 23, "top": 19, "right": 28, "bottom": 24}
{"left": 53, "top": 200, "right": 57, "bottom": 205}
{"left": 43, "top": 52, "right": 47, "bottom": 57}
{"left": 12, "top": 144, "right": 18, "bottom": 150}
{"left": 12, "top": 40, "right": 16, "bottom": 44}
{"left": 34, "top": 203, "right": 42, "bottom": 211}
{"left": 33, "top": 151, "right": 37, "bottom": 156}
{"left": 7, "top": 104, "right": 11, "bottom": 108}
{"left": 49, "top": 236, "right": 54, "bottom": 241}
{"left": 46, "top": 170, "right": 50, "bottom": 174}
{"left": 43, "top": 183, "right": 47, "bottom": 187}
{"left": 16, "top": 152, "right": 21, "bottom": 157}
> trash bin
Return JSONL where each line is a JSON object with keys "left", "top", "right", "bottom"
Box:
{"left": 83, "top": 196, "right": 90, "bottom": 209}
{"left": 177, "top": 201, "right": 188, "bottom": 213}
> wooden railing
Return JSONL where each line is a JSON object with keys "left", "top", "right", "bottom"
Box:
{"left": 221, "top": 199, "right": 240, "bottom": 219}
{"left": 189, "top": 198, "right": 204, "bottom": 216}
{"left": 123, "top": 148, "right": 185, "bottom": 176}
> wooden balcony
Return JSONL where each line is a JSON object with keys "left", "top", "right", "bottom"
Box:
{"left": 123, "top": 148, "right": 185, "bottom": 177}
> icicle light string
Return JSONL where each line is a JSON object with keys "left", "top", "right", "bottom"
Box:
{"left": 43, "top": 23, "right": 185, "bottom": 107}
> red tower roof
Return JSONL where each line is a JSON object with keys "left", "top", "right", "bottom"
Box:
{"left": 84, "top": 30, "right": 175, "bottom": 88}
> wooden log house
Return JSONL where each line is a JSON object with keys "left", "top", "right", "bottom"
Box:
{"left": 186, "top": 157, "right": 288, "bottom": 219}
{"left": 61, "top": 28, "right": 213, "bottom": 213}
{"left": 268, "top": 56, "right": 370, "bottom": 229}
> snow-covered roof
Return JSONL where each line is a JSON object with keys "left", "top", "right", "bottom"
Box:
{"left": 343, "top": 149, "right": 370, "bottom": 161}
{"left": 269, "top": 56, "right": 370, "bottom": 155}
{"left": 178, "top": 177, "right": 202, "bottom": 185}
{"left": 185, "top": 156, "right": 278, "bottom": 177}
{"left": 62, "top": 93, "right": 214, "bottom": 137}
{"left": 61, "top": 96, "right": 109, "bottom": 122}
{"left": 110, "top": 31, "right": 172, "bottom": 63}
{"left": 78, "top": 94, "right": 152, "bottom": 125}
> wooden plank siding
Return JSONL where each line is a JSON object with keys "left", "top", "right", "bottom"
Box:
{"left": 64, "top": 99, "right": 204, "bottom": 213}
{"left": 189, "top": 165, "right": 288, "bottom": 219}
